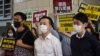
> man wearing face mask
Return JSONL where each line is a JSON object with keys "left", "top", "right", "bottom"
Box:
{"left": 34, "top": 16, "right": 62, "bottom": 56}
{"left": 13, "top": 12, "right": 36, "bottom": 56}
{"left": 71, "top": 13, "right": 100, "bottom": 56}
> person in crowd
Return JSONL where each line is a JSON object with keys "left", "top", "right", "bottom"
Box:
{"left": 13, "top": 12, "right": 36, "bottom": 56}
{"left": 85, "top": 20, "right": 100, "bottom": 41}
{"left": 50, "top": 17, "right": 60, "bottom": 39}
{"left": 59, "top": 32, "right": 72, "bottom": 56}
{"left": 53, "top": 16, "right": 72, "bottom": 56}
{"left": 6, "top": 26, "right": 15, "bottom": 38}
{"left": 91, "top": 20, "right": 99, "bottom": 41}
{"left": 71, "top": 12, "right": 100, "bottom": 56}
{"left": 35, "top": 16, "right": 60, "bottom": 39}
{"left": 5, "top": 26, "right": 15, "bottom": 56}
{"left": 34, "top": 16, "right": 62, "bottom": 56}
{"left": 32, "top": 27, "right": 38, "bottom": 38}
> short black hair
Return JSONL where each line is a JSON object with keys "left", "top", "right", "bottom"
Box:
{"left": 39, "top": 16, "right": 54, "bottom": 28}
{"left": 14, "top": 12, "right": 27, "bottom": 21}
{"left": 73, "top": 13, "right": 88, "bottom": 23}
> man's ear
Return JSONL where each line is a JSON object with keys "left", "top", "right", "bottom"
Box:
{"left": 84, "top": 23, "right": 88, "bottom": 27}
{"left": 49, "top": 25, "right": 52, "bottom": 29}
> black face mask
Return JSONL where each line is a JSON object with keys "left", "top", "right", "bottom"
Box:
{"left": 14, "top": 21, "right": 21, "bottom": 28}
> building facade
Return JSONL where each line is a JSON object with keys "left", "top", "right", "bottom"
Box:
{"left": 0, "top": 0, "right": 13, "bottom": 26}
{"left": 0, "top": 0, "right": 13, "bottom": 35}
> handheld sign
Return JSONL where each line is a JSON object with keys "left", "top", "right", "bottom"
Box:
{"left": 0, "top": 38, "right": 15, "bottom": 50}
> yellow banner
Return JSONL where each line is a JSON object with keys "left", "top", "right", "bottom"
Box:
{"left": 0, "top": 38, "right": 15, "bottom": 50}
{"left": 78, "top": 3, "right": 100, "bottom": 20}
{"left": 58, "top": 14, "right": 74, "bottom": 32}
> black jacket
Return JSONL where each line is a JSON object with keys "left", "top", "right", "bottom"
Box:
{"left": 71, "top": 32, "right": 100, "bottom": 56}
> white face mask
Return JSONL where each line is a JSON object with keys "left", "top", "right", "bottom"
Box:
{"left": 8, "top": 33, "right": 13, "bottom": 37}
{"left": 39, "top": 25, "right": 48, "bottom": 33}
{"left": 73, "top": 25, "right": 82, "bottom": 33}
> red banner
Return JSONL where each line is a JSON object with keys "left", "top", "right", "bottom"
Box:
{"left": 32, "top": 10, "right": 47, "bottom": 23}
{"left": 53, "top": 0, "right": 72, "bottom": 13}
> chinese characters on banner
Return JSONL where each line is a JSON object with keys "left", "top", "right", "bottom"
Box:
{"left": 78, "top": 3, "right": 100, "bottom": 20}
{"left": 33, "top": 10, "right": 47, "bottom": 23}
{"left": 58, "top": 13, "right": 74, "bottom": 32}
{"left": 78, "top": 3, "right": 100, "bottom": 32}
{"left": 0, "top": 38, "right": 15, "bottom": 50}
{"left": 53, "top": 0, "right": 72, "bottom": 13}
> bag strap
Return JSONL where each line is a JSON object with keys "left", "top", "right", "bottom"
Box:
{"left": 20, "top": 30, "right": 28, "bottom": 39}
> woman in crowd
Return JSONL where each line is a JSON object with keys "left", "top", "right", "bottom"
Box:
{"left": 5, "top": 26, "right": 15, "bottom": 56}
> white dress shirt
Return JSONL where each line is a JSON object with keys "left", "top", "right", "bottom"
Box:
{"left": 34, "top": 33, "right": 62, "bottom": 56}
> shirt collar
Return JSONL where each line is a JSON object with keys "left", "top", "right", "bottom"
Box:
{"left": 40, "top": 33, "right": 52, "bottom": 40}
{"left": 46, "top": 33, "right": 52, "bottom": 39}
{"left": 76, "top": 31, "right": 86, "bottom": 38}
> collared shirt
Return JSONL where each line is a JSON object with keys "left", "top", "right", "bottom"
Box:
{"left": 76, "top": 31, "right": 86, "bottom": 38}
{"left": 34, "top": 33, "right": 62, "bottom": 56}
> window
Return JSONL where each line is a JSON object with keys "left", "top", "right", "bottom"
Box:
{"left": 4, "top": 5, "right": 10, "bottom": 9}
{"left": 0, "top": 6, "right": 3, "bottom": 9}
{"left": 0, "top": 11, "right": 3, "bottom": 14}
{"left": 0, "top": 1, "right": 3, "bottom": 4}
{"left": 5, "top": 10, "right": 11, "bottom": 13}
{"left": 14, "top": 0, "right": 23, "bottom": 3}
{"left": 4, "top": 0, "right": 10, "bottom": 4}
{"left": 14, "top": 0, "right": 32, "bottom": 3}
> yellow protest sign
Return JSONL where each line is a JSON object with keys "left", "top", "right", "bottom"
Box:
{"left": 24, "top": 21, "right": 32, "bottom": 30}
{"left": 78, "top": 3, "right": 100, "bottom": 20}
{"left": 58, "top": 13, "right": 74, "bottom": 32}
{"left": 0, "top": 38, "right": 3, "bottom": 46}
{"left": 0, "top": 38, "right": 15, "bottom": 50}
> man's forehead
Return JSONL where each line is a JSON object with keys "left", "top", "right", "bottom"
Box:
{"left": 14, "top": 15, "right": 22, "bottom": 21}
{"left": 14, "top": 15, "right": 21, "bottom": 17}
{"left": 40, "top": 19, "right": 49, "bottom": 22}
{"left": 74, "top": 19, "right": 81, "bottom": 22}
{"left": 73, "top": 19, "right": 83, "bottom": 25}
